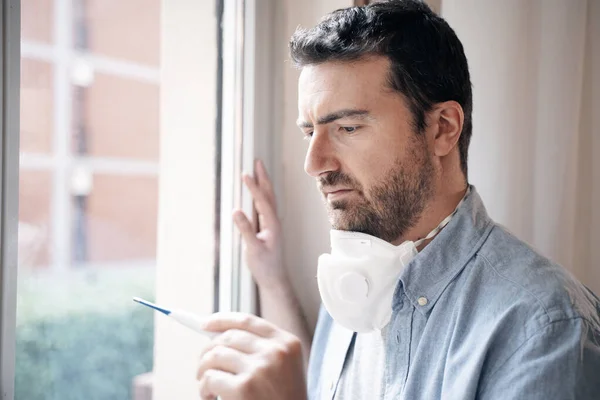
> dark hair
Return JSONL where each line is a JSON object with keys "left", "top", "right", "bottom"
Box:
{"left": 290, "top": 0, "right": 473, "bottom": 178}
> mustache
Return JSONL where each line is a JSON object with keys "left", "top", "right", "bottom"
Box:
{"left": 318, "top": 171, "right": 359, "bottom": 191}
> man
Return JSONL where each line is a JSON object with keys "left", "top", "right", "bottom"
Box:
{"left": 196, "top": 1, "right": 600, "bottom": 399}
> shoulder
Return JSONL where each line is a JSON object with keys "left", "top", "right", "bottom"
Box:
{"left": 472, "top": 224, "right": 600, "bottom": 329}
{"left": 452, "top": 225, "right": 600, "bottom": 395}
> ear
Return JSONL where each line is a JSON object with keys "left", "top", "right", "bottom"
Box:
{"left": 429, "top": 101, "right": 464, "bottom": 157}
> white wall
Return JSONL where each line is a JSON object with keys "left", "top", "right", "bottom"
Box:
{"left": 582, "top": 0, "right": 600, "bottom": 294}
{"left": 442, "top": 0, "right": 600, "bottom": 294}
{"left": 153, "top": 1, "right": 217, "bottom": 399}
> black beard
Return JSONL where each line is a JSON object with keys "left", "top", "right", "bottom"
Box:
{"left": 319, "top": 138, "right": 434, "bottom": 243}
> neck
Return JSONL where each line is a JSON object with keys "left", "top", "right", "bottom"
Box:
{"left": 391, "top": 181, "right": 468, "bottom": 248}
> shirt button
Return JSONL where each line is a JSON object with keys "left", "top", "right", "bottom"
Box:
{"left": 418, "top": 296, "right": 429, "bottom": 306}
{"left": 330, "top": 380, "right": 335, "bottom": 390}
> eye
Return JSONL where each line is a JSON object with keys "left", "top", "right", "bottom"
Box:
{"left": 303, "top": 131, "right": 313, "bottom": 141}
{"left": 340, "top": 126, "right": 359, "bottom": 133}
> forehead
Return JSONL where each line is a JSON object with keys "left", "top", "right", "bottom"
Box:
{"left": 298, "top": 56, "right": 394, "bottom": 115}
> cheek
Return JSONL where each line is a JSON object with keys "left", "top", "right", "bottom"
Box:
{"left": 336, "top": 126, "right": 408, "bottom": 189}
{"left": 343, "top": 151, "right": 395, "bottom": 195}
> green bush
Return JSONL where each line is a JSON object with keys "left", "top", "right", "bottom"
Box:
{"left": 14, "top": 268, "right": 156, "bottom": 400}
{"left": 15, "top": 306, "right": 154, "bottom": 400}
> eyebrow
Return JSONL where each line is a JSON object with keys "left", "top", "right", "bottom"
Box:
{"left": 296, "top": 109, "right": 372, "bottom": 129}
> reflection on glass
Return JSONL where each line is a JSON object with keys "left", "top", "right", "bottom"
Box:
{"left": 17, "top": 1, "right": 160, "bottom": 399}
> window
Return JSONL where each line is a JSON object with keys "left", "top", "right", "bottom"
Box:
{"left": 17, "top": 1, "right": 161, "bottom": 399}
{"left": 1, "top": 0, "right": 275, "bottom": 399}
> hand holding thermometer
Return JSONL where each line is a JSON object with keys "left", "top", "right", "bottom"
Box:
{"left": 133, "top": 297, "right": 216, "bottom": 338}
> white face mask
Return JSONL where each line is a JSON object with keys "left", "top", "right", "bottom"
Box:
{"left": 317, "top": 193, "right": 467, "bottom": 333}
{"left": 317, "top": 231, "right": 418, "bottom": 333}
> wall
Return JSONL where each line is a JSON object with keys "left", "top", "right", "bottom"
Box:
{"left": 442, "top": 0, "right": 600, "bottom": 294}
{"left": 152, "top": 0, "right": 216, "bottom": 398}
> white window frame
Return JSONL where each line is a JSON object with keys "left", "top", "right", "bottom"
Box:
{"left": 218, "top": 0, "right": 277, "bottom": 314}
{"left": 154, "top": 0, "right": 278, "bottom": 396}
{"left": 0, "top": 0, "right": 21, "bottom": 398}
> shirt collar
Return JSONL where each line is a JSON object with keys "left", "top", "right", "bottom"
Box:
{"left": 395, "top": 185, "right": 495, "bottom": 316}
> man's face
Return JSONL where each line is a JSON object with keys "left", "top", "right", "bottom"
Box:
{"left": 297, "top": 56, "right": 435, "bottom": 243}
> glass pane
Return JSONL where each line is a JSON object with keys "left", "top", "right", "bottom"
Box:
{"left": 21, "top": 0, "right": 53, "bottom": 43}
{"left": 86, "top": 0, "right": 160, "bottom": 66}
{"left": 83, "top": 73, "right": 159, "bottom": 160}
{"left": 84, "top": 174, "right": 158, "bottom": 264}
{"left": 16, "top": 1, "right": 160, "bottom": 399}
{"left": 18, "top": 170, "right": 52, "bottom": 268}
{"left": 21, "top": 59, "right": 53, "bottom": 154}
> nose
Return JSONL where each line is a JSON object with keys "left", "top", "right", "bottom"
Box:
{"left": 304, "top": 130, "right": 339, "bottom": 178}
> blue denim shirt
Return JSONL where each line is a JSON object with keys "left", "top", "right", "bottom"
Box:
{"left": 307, "top": 187, "right": 600, "bottom": 399}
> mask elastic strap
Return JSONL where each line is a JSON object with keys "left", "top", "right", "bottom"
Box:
{"left": 414, "top": 187, "right": 470, "bottom": 248}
